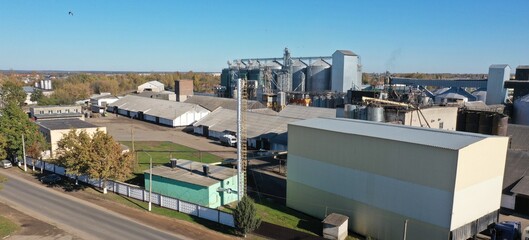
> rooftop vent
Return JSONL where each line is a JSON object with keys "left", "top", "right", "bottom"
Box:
{"left": 203, "top": 165, "right": 210, "bottom": 177}
{"left": 170, "top": 158, "right": 177, "bottom": 169}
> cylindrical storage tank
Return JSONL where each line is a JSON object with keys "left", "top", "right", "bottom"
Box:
{"left": 291, "top": 60, "right": 307, "bottom": 92}
{"left": 492, "top": 115, "right": 509, "bottom": 136}
{"left": 344, "top": 104, "right": 356, "bottom": 119}
{"left": 335, "top": 96, "right": 345, "bottom": 108}
{"left": 355, "top": 106, "right": 368, "bottom": 120}
{"left": 278, "top": 92, "right": 286, "bottom": 107}
{"left": 367, "top": 107, "right": 385, "bottom": 122}
{"left": 456, "top": 111, "right": 467, "bottom": 131}
{"left": 307, "top": 60, "right": 331, "bottom": 92}
{"left": 321, "top": 97, "right": 328, "bottom": 108}
{"left": 465, "top": 112, "right": 480, "bottom": 133}
{"left": 264, "top": 61, "right": 282, "bottom": 70}
{"left": 248, "top": 69, "right": 261, "bottom": 84}
{"left": 514, "top": 94, "right": 529, "bottom": 125}
{"left": 478, "top": 112, "right": 493, "bottom": 135}
{"left": 327, "top": 96, "right": 335, "bottom": 108}
{"left": 312, "top": 96, "right": 321, "bottom": 107}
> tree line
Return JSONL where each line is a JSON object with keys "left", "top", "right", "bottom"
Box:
{"left": 0, "top": 80, "right": 133, "bottom": 193}
{"left": 0, "top": 72, "right": 220, "bottom": 106}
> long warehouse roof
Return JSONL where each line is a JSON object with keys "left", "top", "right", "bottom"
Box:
{"left": 289, "top": 118, "right": 494, "bottom": 150}
{"left": 184, "top": 95, "right": 266, "bottom": 112}
{"left": 109, "top": 95, "right": 209, "bottom": 120}
{"left": 278, "top": 105, "right": 337, "bottom": 119}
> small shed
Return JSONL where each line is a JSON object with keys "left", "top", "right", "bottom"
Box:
{"left": 322, "top": 213, "right": 349, "bottom": 240}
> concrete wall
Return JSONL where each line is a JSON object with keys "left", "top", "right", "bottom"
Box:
{"left": 385, "top": 107, "right": 458, "bottom": 131}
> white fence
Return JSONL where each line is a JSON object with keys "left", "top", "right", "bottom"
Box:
{"left": 26, "top": 158, "right": 235, "bottom": 227}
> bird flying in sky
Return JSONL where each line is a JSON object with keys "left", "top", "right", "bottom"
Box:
{"left": 68, "top": 11, "right": 73, "bottom": 16}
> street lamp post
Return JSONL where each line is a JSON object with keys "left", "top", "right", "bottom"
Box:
{"left": 143, "top": 151, "right": 153, "bottom": 212}
{"left": 22, "top": 134, "right": 27, "bottom": 172}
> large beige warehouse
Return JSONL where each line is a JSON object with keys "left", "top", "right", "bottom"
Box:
{"left": 287, "top": 118, "right": 508, "bottom": 240}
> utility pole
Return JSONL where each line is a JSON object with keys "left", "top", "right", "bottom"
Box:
{"left": 22, "top": 134, "right": 27, "bottom": 172}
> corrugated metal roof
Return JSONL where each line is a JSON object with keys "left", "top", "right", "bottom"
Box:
{"left": 511, "top": 175, "right": 529, "bottom": 196}
{"left": 508, "top": 124, "right": 529, "bottom": 151}
{"left": 109, "top": 95, "right": 209, "bottom": 120}
{"left": 503, "top": 150, "right": 529, "bottom": 191}
{"left": 335, "top": 50, "right": 358, "bottom": 56}
{"left": 37, "top": 119, "right": 101, "bottom": 131}
{"left": 184, "top": 95, "right": 266, "bottom": 111}
{"left": 140, "top": 80, "right": 165, "bottom": 88}
{"left": 144, "top": 160, "right": 236, "bottom": 187}
{"left": 193, "top": 108, "right": 298, "bottom": 139}
{"left": 278, "top": 105, "right": 336, "bottom": 119}
{"left": 289, "top": 118, "right": 493, "bottom": 150}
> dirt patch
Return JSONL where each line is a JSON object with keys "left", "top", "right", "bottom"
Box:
{"left": 0, "top": 202, "right": 81, "bottom": 240}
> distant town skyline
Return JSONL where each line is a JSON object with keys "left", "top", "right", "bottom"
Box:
{"left": 1, "top": 0, "right": 528, "bottom": 74}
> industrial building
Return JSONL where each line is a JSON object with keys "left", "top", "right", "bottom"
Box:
{"left": 37, "top": 118, "right": 106, "bottom": 159}
{"left": 144, "top": 159, "right": 238, "bottom": 208}
{"left": 90, "top": 93, "right": 119, "bottom": 113}
{"left": 184, "top": 95, "right": 267, "bottom": 112}
{"left": 287, "top": 118, "right": 508, "bottom": 240}
{"left": 174, "top": 79, "right": 194, "bottom": 102}
{"left": 108, "top": 95, "right": 209, "bottom": 127}
{"left": 219, "top": 48, "right": 361, "bottom": 105}
{"left": 136, "top": 90, "right": 177, "bottom": 101}
{"left": 30, "top": 105, "right": 84, "bottom": 121}
{"left": 193, "top": 105, "right": 338, "bottom": 150}
{"left": 137, "top": 80, "right": 165, "bottom": 93}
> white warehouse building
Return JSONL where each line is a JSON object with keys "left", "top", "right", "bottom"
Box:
{"left": 287, "top": 118, "right": 508, "bottom": 240}
{"left": 108, "top": 95, "right": 210, "bottom": 127}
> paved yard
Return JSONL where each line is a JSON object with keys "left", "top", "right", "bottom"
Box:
{"left": 86, "top": 115, "right": 237, "bottom": 159}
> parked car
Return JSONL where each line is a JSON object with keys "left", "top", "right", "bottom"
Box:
{"left": 1, "top": 160, "right": 12, "bottom": 169}
{"left": 40, "top": 174, "right": 62, "bottom": 184}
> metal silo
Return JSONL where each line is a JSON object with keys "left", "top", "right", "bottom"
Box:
{"left": 514, "top": 94, "right": 529, "bottom": 125}
{"left": 355, "top": 106, "right": 368, "bottom": 120}
{"left": 344, "top": 104, "right": 357, "bottom": 119}
{"left": 307, "top": 60, "right": 331, "bottom": 92}
{"left": 248, "top": 69, "right": 262, "bottom": 85}
{"left": 478, "top": 112, "right": 493, "bottom": 134}
{"left": 291, "top": 60, "right": 307, "bottom": 92}
{"left": 492, "top": 114, "right": 509, "bottom": 136}
{"left": 465, "top": 112, "right": 480, "bottom": 133}
{"left": 367, "top": 107, "right": 385, "bottom": 122}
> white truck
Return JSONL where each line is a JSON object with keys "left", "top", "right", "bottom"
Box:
{"left": 220, "top": 134, "right": 237, "bottom": 147}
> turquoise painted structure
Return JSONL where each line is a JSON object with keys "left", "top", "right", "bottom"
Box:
{"left": 144, "top": 161, "right": 238, "bottom": 208}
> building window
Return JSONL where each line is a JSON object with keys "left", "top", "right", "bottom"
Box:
{"left": 39, "top": 110, "right": 44, "bottom": 114}
{"left": 48, "top": 110, "right": 53, "bottom": 114}
{"left": 439, "top": 122, "right": 444, "bottom": 129}
{"left": 57, "top": 110, "right": 61, "bottom": 114}
{"left": 74, "top": 109, "right": 79, "bottom": 113}
{"left": 65, "top": 109, "right": 70, "bottom": 113}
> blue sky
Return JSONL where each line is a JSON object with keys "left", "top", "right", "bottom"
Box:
{"left": 0, "top": 1, "right": 528, "bottom": 73}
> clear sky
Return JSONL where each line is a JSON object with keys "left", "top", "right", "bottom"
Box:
{"left": 1, "top": 0, "right": 528, "bottom": 73}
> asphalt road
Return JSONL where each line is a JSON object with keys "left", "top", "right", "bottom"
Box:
{"left": 0, "top": 170, "right": 187, "bottom": 240}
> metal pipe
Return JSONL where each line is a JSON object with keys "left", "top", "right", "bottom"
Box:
{"left": 143, "top": 151, "right": 153, "bottom": 212}
{"left": 237, "top": 78, "right": 243, "bottom": 201}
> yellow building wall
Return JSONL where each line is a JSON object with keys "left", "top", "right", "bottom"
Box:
{"left": 48, "top": 127, "right": 107, "bottom": 158}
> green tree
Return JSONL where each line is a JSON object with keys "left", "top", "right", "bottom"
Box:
{"left": 56, "top": 129, "right": 134, "bottom": 193}
{"left": 0, "top": 134, "right": 7, "bottom": 160}
{"left": 0, "top": 101, "right": 47, "bottom": 160}
{"left": 234, "top": 195, "right": 262, "bottom": 237}
{"left": 30, "top": 89, "right": 44, "bottom": 102}
{"left": 56, "top": 130, "right": 92, "bottom": 181}
{"left": 1, "top": 80, "right": 26, "bottom": 106}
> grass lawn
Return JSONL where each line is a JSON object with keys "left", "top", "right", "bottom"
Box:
{"left": 120, "top": 141, "right": 223, "bottom": 185}
{"left": 0, "top": 215, "right": 19, "bottom": 238}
